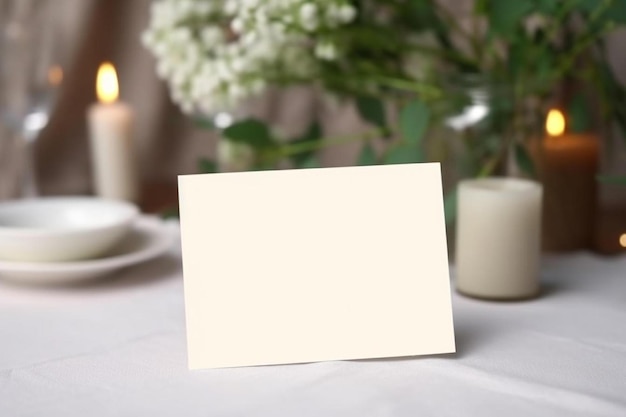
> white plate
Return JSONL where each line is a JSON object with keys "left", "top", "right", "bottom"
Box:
{"left": 0, "top": 216, "right": 174, "bottom": 285}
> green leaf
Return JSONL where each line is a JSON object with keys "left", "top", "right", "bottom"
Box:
{"left": 514, "top": 143, "right": 536, "bottom": 177}
{"left": 608, "top": 1, "right": 626, "bottom": 24}
{"left": 197, "top": 158, "right": 217, "bottom": 174}
{"left": 357, "top": 143, "right": 378, "bottom": 166}
{"left": 568, "top": 92, "right": 590, "bottom": 133}
{"left": 161, "top": 207, "right": 179, "bottom": 220}
{"left": 299, "top": 155, "right": 322, "bottom": 169}
{"left": 597, "top": 175, "right": 626, "bottom": 185}
{"left": 444, "top": 189, "right": 458, "bottom": 226}
{"left": 356, "top": 96, "right": 387, "bottom": 129}
{"left": 290, "top": 122, "right": 323, "bottom": 166}
{"left": 222, "top": 118, "right": 276, "bottom": 148}
{"left": 383, "top": 143, "right": 424, "bottom": 164}
{"left": 535, "top": 43, "right": 555, "bottom": 86}
{"left": 576, "top": 0, "right": 626, "bottom": 24}
{"left": 193, "top": 116, "right": 216, "bottom": 130}
{"left": 399, "top": 99, "right": 430, "bottom": 146}
{"left": 473, "top": 0, "right": 488, "bottom": 14}
{"left": 534, "top": 0, "right": 560, "bottom": 14}
{"left": 574, "top": 0, "right": 598, "bottom": 13}
{"left": 299, "top": 121, "right": 322, "bottom": 142}
{"left": 485, "top": 0, "right": 532, "bottom": 37}
{"left": 507, "top": 40, "right": 527, "bottom": 79}
{"left": 409, "top": 0, "right": 451, "bottom": 44}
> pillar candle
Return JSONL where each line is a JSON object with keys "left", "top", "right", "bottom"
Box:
{"left": 87, "top": 62, "right": 138, "bottom": 203}
{"left": 537, "top": 133, "right": 599, "bottom": 251}
{"left": 456, "top": 177, "right": 543, "bottom": 300}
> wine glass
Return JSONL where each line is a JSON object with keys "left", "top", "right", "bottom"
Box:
{"left": 0, "top": 0, "right": 67, "bottom": 197}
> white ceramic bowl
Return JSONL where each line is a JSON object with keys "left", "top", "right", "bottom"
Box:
{"left": 0, "top": 197, "right": 138, "bottom": 262}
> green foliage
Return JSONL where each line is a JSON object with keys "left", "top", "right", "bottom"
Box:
{"left": 197, "top": 158, "right": 217, "bottom": 174}
{"left": 443, "top": 189, "right": 457, "bottom": 226}
{"left": 222, "top": 118, "right": 277, "bottom": 149}
{"left": 299, "top": 156, "right": 322, "bottom": 169}
{"left": 482, "top": 0, "right": 533, "bottom": 38}
{"left": 408, "top": 0, "right": 452, "bottom": 48}
{"left": 193, "top": 116, "right": 216, "bottom": 130}
{"left": 290, "top": 122, "right": 323, "bottom": 167}
{"left": 399, "top": 99, "right": 430, "bottom": 146}
{"left": 161, "top": 207, "right": 179, "bottom": 220}
{"left": 597, "top": 175, "right": 626, "bottom": 185}
{"left": 609, "top": 1, "right": 626, "bottom": 23}
{"left": 567, "top": 92, "right": 591, "bottom": 133}
{"left": 356, "top": 96, "right": 387, "bottom": 130}
{"left": 357, "top": 143, "right": 378, "bottom": 165}
{"left": 197, "top": 0, "right": 626, "bottom": 194}
{"left": 514, "top": 143, "right": 536, "bottom": 178}
{"left": 384, "top": 143, "right": 424, "bottom": 165}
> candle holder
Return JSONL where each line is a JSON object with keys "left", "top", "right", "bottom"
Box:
{"left": 455, "top": 177, "right": 543, "bottom": 301}
{"left": 418, "top": 75, "right": 548, "bottom": 257}
{"left": 530, "top": 108, "right": 600, "bottom": 252}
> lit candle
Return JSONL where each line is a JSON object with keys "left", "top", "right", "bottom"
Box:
{"left": 455, "top": 178, "right": 543, "bottom": 300}
{"left": 536, "top": 109, "right": 599, "bottom": 251}
{"left": 87, "top": 62, "right": 138, "bottom": 202}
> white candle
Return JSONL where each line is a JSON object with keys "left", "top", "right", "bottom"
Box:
{"left": 455, "top": 177, "right": 543, "bottom": 300}
{"left": 87, "top": 62, "right": 138, "bottom": 202}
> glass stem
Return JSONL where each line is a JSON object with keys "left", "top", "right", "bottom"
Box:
{"left": 20, "top": 133, "right": 38, "bottom": 198}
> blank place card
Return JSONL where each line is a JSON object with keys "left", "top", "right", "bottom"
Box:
{"left": 178, "top": 163, "right": 455, "bottom": 369}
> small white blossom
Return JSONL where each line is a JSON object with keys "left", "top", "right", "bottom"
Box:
{"left": 338, "top": 4, "right": 356, "bottom": 23}
{"left": 315, "top": 42, "right": 338, "bottom": 61}
{"left": 299, "top": 3, "right": 318, "bottom": 31}
{"left": 231, "top": 18, "right": 244, "bottom": 34}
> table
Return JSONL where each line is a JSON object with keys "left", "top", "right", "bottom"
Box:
{"left": 1, "top": 220, "right": 625, "bottom": 416}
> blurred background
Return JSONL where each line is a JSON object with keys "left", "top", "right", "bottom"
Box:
{"left": 0, "top": 0, "right": 623, "bottom": 193}
{"left": 1, "top": 0, "right": 626, "bottom": 254}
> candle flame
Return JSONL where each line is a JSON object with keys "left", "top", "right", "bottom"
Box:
{"left": 96, "top": 62, "right": 119, "bottom": 104}
{"left": 546, "top": 109, "right": 565, "bottom": 137}
{"left": 620, "top": 233, "right": 626, "bottom": 248}
{"left": 47, "top": 65, "right": 63, "bottom": 86}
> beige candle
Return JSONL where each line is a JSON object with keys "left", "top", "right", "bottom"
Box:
{"left": 535, "top": 109, "right": 599, "bottom": 251}
{"left": 456, "top": 177, "right": 543, "bottom": 300}
{"left": 87, "top": 62, "right": 138, "bottom": 203}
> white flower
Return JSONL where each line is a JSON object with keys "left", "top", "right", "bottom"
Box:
{"left": 299, "top": 3, "right": 318, "bottom": 31}
{"left": 231, "top": 18, "right": 244, "bottom": 34}
{"left": 224, "top": 0, "right": 238, "bottom": 15}
{"left": 201, "top": 27, "right": 223, "bottom": 45}
{"left": 241, "top": 31, "right": 257, "bottom": 46}
{"left": 231, "top": 56, "right": 246, "bottom": 73}
{"left": 315, "top": 42, "right": 338, "bottom": 61}
{"left": 143, "top": 0, "right": 358, "bottom": 115}
{"left": 338, "top": 4, "right": 356, "bottom": 23}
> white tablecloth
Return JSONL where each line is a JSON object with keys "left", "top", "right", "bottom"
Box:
{"left": 1, "top": 221, "right": 625, "bottom": 416}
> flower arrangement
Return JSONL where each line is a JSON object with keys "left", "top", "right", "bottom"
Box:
{"left": 142, "top": 0, "right": 361, "bottom": 114}
{"left": 143, "top": 0, "right": 626, "bottom": 181}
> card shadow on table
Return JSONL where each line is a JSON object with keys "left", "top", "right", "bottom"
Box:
{"left": 351, "top": 320, "right": 495, "bottom": 364}
{"left": 349, "top": 322, "right": 505, "bottom": 365}
{"left": 353, "top": 276, "right": 573, "bottom": 365}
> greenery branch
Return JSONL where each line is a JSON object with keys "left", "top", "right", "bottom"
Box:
{"left": 189, "top": 0, "right": 626, "bottom": 217}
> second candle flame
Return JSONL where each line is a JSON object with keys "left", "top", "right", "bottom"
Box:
{"left": 546, "top": 109, "right": 565, "bottom": 137}
{"left": 96, "top": 62, "right": 119, "bottom": 104}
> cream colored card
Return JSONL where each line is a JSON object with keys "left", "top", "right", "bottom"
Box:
{"left": 178, "top": 163, "right": 455, "bottom": 369}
